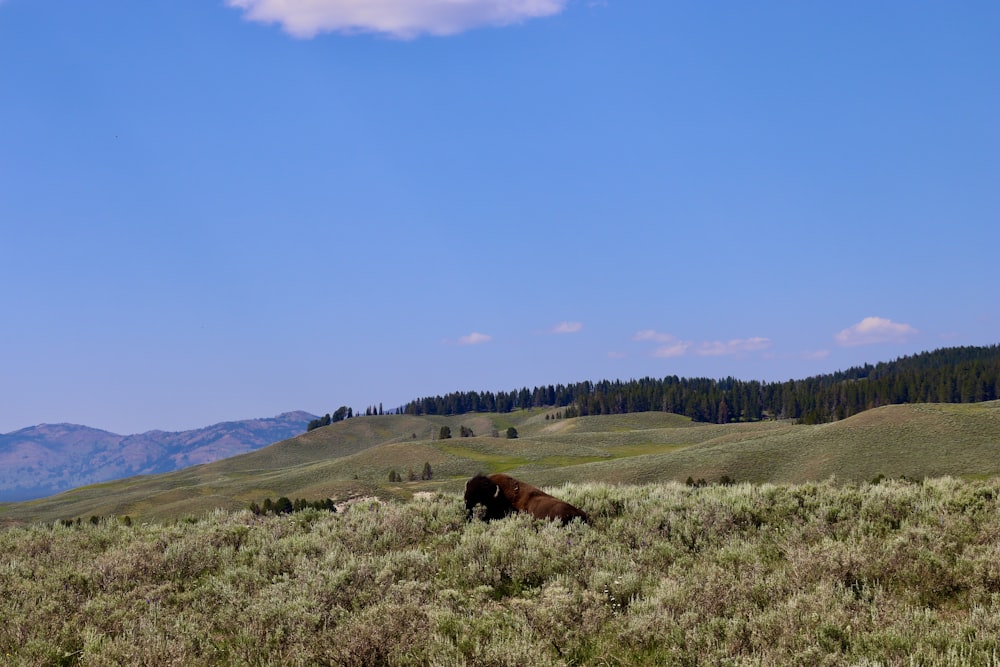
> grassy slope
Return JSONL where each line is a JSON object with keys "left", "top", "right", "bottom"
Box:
{"left": 2, "top": 401, "right": 998, "bottom": 524}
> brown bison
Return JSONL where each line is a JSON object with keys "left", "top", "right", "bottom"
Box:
{"left": 463, "top": 474, "right": 516, "bottom": 521}
{"left": 464, "top": 473, "right": 589, "bottom": 525}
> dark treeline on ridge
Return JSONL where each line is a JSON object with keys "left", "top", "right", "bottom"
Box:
{"left": 401, "top": 345, "right": 1000, "bottom": 425}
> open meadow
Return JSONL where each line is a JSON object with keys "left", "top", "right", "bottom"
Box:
{"left": 3, "top": 478, "right": 1000, "bottom": 665}
{"left": 2, "top": 401, "right": 999, "bottom": 526}
{"left": 3, "top": 401, "right": 1000, "bottom": 664}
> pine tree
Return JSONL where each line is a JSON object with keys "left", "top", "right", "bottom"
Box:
{"left": 717, "top": 399, "right": 730, "bottom": 424}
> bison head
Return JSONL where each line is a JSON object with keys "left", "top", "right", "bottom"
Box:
{"left": 464, "top": 473, "right": 515, "bottom": 521}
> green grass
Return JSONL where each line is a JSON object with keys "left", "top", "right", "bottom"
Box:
{"left": 2, "top": 401, "right": 1000, "bottom": 524}
{"left": 4, "top": 479, "right": 1000, "bottom": 665}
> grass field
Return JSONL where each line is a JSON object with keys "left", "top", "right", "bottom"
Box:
{"left": 4, "top": 403, "right": 1000, "bottom": 664}
{"left": 1, "top": 401, "right": 999, "bottom": 525}
{"left": 3, "top": 478, "right": 1000, "bottom": 665}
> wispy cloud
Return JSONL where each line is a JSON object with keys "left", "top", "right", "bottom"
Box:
{"left": 225, "top": 0, "right": 569, "bottom": 39}
{"left": 457, "top": 332, "right": 492, "bottom": 345}
{"left": 653, "top": 342, "right": 691, "bottom": 358}
{"left": 835, "top": 317, "right": 918, "bottom": 347}
{"left": 635, "top": 330, "right": 772, "bottom": 358}
{"left": 633, "top": 329, "right": 676, "bottom": 343}
{"left": 695, "top": 337, "right": 772, "bottom": 357}
{"left": 550, "top": 321, "right": 583, "bottom": 334}
{"left": 634, "top": 330, "right": 689, "bottom": 357}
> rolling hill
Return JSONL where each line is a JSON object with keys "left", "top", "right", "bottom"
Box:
{"left": 0, "top": 412, "right": 316, "bottom": 502}
{"left": 2, "top": 400, "right": 998, "bottom": 525}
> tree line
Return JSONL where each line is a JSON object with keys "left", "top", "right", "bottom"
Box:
{"left": 401, "top": 345, "right": 1000, "bottom": 424}
{"left": 249, "top": 497, "right": 337, "bottom": 515}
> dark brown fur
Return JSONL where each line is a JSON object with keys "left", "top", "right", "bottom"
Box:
{"left": 467, "top": 473, "right": 589, "bottom": 525}
{"left": 464, "top": 474, "right": 516, "bottom": 521}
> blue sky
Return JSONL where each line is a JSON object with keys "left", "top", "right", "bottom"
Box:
{"left": 2, "top": 1, "right": 998, "bottom": 435}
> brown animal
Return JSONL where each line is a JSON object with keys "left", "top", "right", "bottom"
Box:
{"left": 464, "top": 473, "right": 589, "bottom": 525}
{"left": 464, "top": 473, "right": 516, "bottom": 521}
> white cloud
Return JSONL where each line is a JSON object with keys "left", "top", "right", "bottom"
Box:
{"left": 551, "top": 321, "right": 583, "bottom": 334}
{"left": 695, "top": 337, "right": 772, "bottom": 357}
{"left": 633, "top": 329, "right": 676, "bottom": 343}
{"left": 653, "top": 342, "right": 690, "bottom": 358}
{"left": 457, "top": 332, "right": 492, "bottom": 345}
{"left": 225, "top": 0, "right": 569, "bottom": 39}
{"left": 835, "top": 317, "right": 918, "bottom": 347}
{"left": 635, "top": 330, "right": 689, "bottom": 357}
{"left": 636, "top": 331, "right": 771, "bottom": 358}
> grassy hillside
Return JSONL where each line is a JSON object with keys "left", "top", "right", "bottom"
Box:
{"left": 4, "top": 479, "right": 1000, "bottom": 665}
{"left": 2, "top": 401, "right": 999, "bottom": 525}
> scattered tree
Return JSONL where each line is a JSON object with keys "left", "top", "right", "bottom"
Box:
{"left": 506, "top": 427, "right": 518, "bottom": 439}
{"left": 439, "top": 426, "right": 452, "bottom": 440}
{"left": 307, "top": 414, "right": 332, "bottom": 431}
{"left": 250, "top": 497, "right": 336, "bottom": 514}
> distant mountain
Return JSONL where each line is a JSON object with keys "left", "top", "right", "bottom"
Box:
{"left": 0, "top": 411, "right": 316, "bottom": 502}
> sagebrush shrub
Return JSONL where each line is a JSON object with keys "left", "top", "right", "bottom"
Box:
{"left": 3, "top": 479, "right": 1000, "bottom": 665}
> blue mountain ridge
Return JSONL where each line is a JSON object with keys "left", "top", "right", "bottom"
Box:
{"left": 0, "top": 411, "right": 316, "bottom": 502}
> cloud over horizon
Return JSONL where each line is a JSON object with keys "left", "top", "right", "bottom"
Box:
{"left": 634, "top": 329, "right": 676, "bottom": 344}
{"left": 457, "top": 332, "right": 492, "bottom": 345}
{"left": 835, "top": 317, "right": 919, "bottom": 347}
{"left": 224, "top": 0, "right": 569, "bottom": 39}
{"left": 696, "top": 337, "right": 772, "bottom": 357}
{"left": 635, "top": 330, "right": 772, "bottom": 358}
{"left": 653, "top": 342, "right": 691, "bottom": 358}
{"left": 550, "top": 321, "right": 583, "bottom": 334}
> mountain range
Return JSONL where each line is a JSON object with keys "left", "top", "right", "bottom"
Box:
{"left": 0, "top": 412, "right": 316, "bottom": 502}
